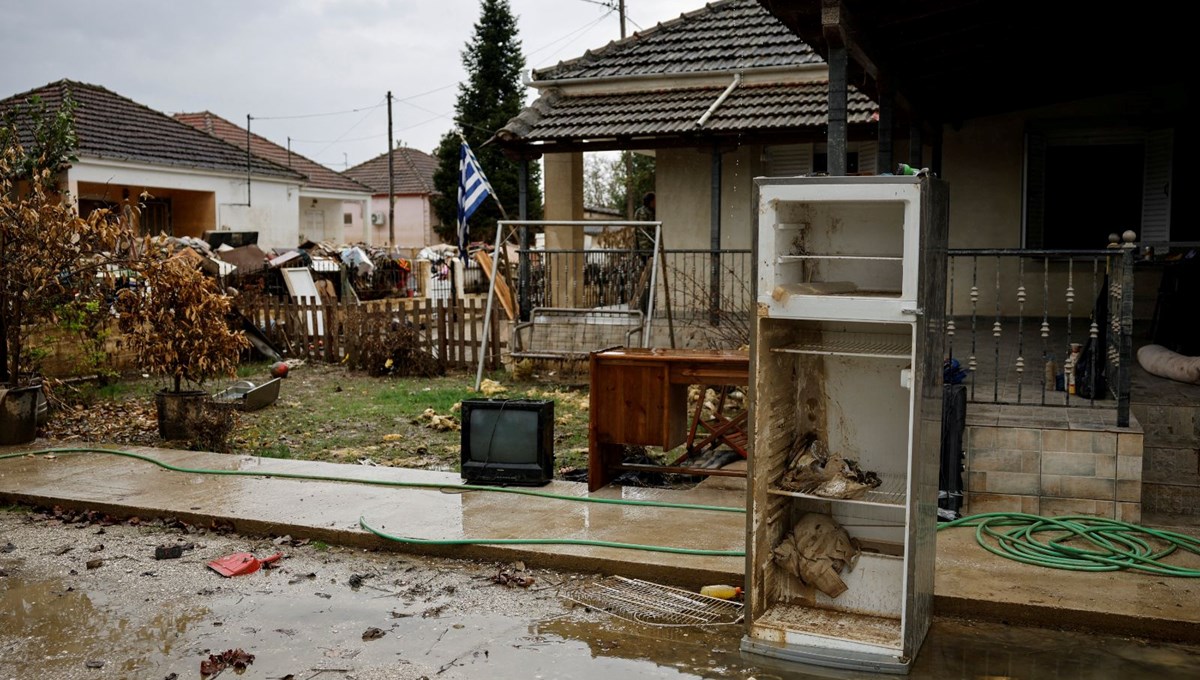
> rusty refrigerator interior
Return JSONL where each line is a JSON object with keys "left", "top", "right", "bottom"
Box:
{"left": 743, "top": 176, "right": 948, "bottom": 673}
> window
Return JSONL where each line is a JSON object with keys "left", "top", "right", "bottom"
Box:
{"left": 343, "top": 212, "right": 353, "bottom": 225}
{"left": 1024, "top": 128, "right": 1173, "bottom": 248}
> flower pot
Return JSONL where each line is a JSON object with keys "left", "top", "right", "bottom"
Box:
{"left": 154, "top": 390, "right": 208, "bottom": 440}
{"left": 0, "top": 384, "right": 40, "bottom": 445}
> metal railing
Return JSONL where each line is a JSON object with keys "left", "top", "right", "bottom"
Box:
{"left": 946, "top": 241, "right": 1136, "bottom": 427}
{"left": 514, "top": 247, "right": 753, "bottom": 323}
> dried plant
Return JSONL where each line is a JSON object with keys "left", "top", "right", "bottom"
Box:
{"left": 116, "top": 240, "right": 249, "bottom": 393}
{"left": 0, "top": 95, "right": 135, "bottom": 386}
{"left": 184, "top": 400, "right": 239, "bottom": 453}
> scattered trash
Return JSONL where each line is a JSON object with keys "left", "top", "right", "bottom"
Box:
{"left": 315, "top": 592, "right": 332, "bottom": 599}
{"left": 200, "top": 648, "right": 254, "bottom": 676}
{"left": 479, "top": 378, "right": 507, "bottom": 396}
{"left": 155, "top": 545, "right": 183, "bottom": 560}
{"left": 89, "top": 544, "right": 104, "bottom": 553}
{"left": 270, "top": 361, "right": 290, "bottom": 379}
{"left": 0, "top": 542, "right": 14, "bottom": 553}
{"left": 0, "top": 568, "right": 7, "bottom": 577}
{"left": 566, "top": 575, "right": 743, "bottom": 626}
{"left": 492, "top": 562, "right": 535, "bottom": 588}
{"left": 273, "top": 535, "right": 309, "bottom": 547}
{"left": 699, "top": 584, "right": 743, "bottom": 600}
{"left": 288, "top": 572, "right": 317, "bottom": 585}
{"left": 772, "top": 513, "right": 860, "bottom": 599}
{"left": 85, "top": 558, "right": 103, "bottom": 570}
{"left": 361, "top": 627, "right": 386, "bottom": 641}
{"left": 348, "top": 573, "right": 371, "bottom": 590}
{"left": 85, "top": 660, "right": 104, "bottom": 669}
{"left": 416, "top": 407, "right": 459, "bottom": 432}
{"left": 779, "top": 433, "right": 881, "bottom": 500}
{"left": 206, "top": 552, "right": 282, "bottom": 577}
{"left": 55, "top": 545, "right": 73, "bottom": 556}
{"left": 382, "top": 433, "right": 403, "bottom": 442}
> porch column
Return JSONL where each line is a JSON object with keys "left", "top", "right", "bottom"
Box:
{"left": 710, "top": 144, "right": 722, "bottom": 325}
{"left": 826, "top": 43, "right": 849, "bottom": 176}
{"left": 543, "top": 151, "right": 585, "bottom": 307}
{"left": 909, "top": 121, "right": 923, "bottom": 168}
{"left": 518, "top": 159, "right": 531, "bottom": 321}
{"left": 876, "top": 81, "right": 894, "bottom": 175}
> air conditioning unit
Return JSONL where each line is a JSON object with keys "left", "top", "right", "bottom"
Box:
{"left": 370, "top": 212, "right": 386, "bottom": 225}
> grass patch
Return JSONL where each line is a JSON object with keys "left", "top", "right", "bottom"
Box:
{"left": 311, "top": 540, "right": 329, "bottom": 552}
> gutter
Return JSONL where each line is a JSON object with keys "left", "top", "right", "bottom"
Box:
{"left": 696, "top": 73, "right": 742, "bottom": 128}
{"left": 522, "top": 62, "right": 825, "bottom": 90}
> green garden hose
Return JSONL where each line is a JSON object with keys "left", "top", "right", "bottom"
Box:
{"left": 0, "top": 448, "right": 746, "bottom": 557}
{"left": 938, "top": 512, "right": 1200, "bottom": 576}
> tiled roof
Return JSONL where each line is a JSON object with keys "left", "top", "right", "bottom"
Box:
{"left": 498, "top": 81, "right": 875, "bottom": 144}
{"left": 0, "top": 80, "right": 301, "bottom": 180}
{"left": 534, "top": 0, "right": 819, "bottom": 81}
{"left": 175, "top": 111, "right": 371, "bottom": 194}
{"left": 343, "top": 147, "right": 438, "bottom": 195}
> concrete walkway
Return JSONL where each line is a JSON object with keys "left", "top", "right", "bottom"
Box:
{"left": 2, "top": 443, "right": 1198, "bottom": 642}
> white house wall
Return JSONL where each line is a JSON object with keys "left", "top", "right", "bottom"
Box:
{"left": 365, "top": 194, "right": 437, "bottom": 250}
{"left": 67, "top": 158, "right": 301, "bottom": 249}
{"left": 657, "top": 145, "right": 760, "bottom": 252}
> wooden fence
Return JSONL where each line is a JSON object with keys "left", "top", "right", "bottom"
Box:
{"left": 240, "top": 297, "right": 506, "bottom": 370}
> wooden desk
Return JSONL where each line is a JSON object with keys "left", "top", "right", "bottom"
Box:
{"left": 588, "top": 348, "right": 750, "bottom": 491}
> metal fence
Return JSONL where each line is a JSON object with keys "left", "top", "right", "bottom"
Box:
{"left": 946, "top": 244, "right": 1136, "bottom": 426}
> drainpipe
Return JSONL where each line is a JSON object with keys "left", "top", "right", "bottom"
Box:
{"left": 696, "top": 73, "right": 741, "bottom": 128}
{"left": 827, "top": 44, "right": 848, "bottom": 176}
{"left": 518, "top": 159, "right": 530, "bottom": 322}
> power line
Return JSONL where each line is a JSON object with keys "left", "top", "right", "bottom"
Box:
{"left": 527, "top": 9, "right": 615, "bottom": 64}
{"left": 311, "top": 98, "right": 387, "bottom": 159}
{"left": 251, "top": 101, "right": 386, "bottom": 121}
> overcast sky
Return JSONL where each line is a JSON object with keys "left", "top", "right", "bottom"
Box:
{"left": 0, "top": 0, "right": 698, "bottom": 169}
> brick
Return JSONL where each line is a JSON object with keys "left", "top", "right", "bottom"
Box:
{"left": 1141, "top": 448, "right": 1196, "bottom": 485}
{"left": 1091, "top": 432, "right": 1117, "bottom": 455}
{"left": 967, "top": 471, "right": 987, "bottom": 493}
{"left": 1117, "top": 454, "right": 1145, "bottom": 482}
{"left": 969, "top": 426, "right": 998, "bottom": 450}
{"left": 981, "top": 471, "right": 1041, "bottom": 495}
{"left": 1094, "top": 454, "right": 1115, "bottom": 479}
{"left": 1116, "top": 479, "right": 1141, "bottom": 503}
{"left": 1041, "top": 474, "right": 1061, "bottom": 496}
{"left": 965, "top": 492, "right": 1031, "bottom": 515}
{"left": 995, "top": 427, "right": 1040, "bottom": 452}
{"left": 970, "top": 449, "right": 1026, "bottom": 473}
{"left": 1057, "top": 476, "right": 1114, "bottom": 500}
{"left": 1117, "top": 433, "right": 1143, "bottom": 456}
{"left": 1042, "top": 451, "right": 1096, "bottom": 476}
{"left": 1143, "top": 484, "right": 1200, "bottom": 515}
{"left": 1022, "top": 451, "right": 1041, "bottom": 474}
{"left": 1042, "top": 429, "right": 1069, "bottom": 452}
{"left": 1116, "top": 502, "right": 1141, "bottom": 525}
{"left": 1041, "top": 497, "right": 1101, "bottom": 516}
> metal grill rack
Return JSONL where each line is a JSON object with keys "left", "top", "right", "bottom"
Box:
{"left": 565, "top": 576, "right": 744, "bottom": 626}
{"left": 769, "top": 471, "right": 908, "bottom": 508}
{"left": 770, "top": 332, "right": 911, "bottom": 359}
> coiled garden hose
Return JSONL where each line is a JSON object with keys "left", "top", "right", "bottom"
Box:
{"left": 938, "top": 512, "right": 1200, "bottom": 576}
{"left": 0, "top": 448, "right": 746, "bottom": 557}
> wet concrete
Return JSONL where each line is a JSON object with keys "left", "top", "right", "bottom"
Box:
{"left": 4, "top": 444, "right": 1200, "bottom": 646}
{"left": 3, "top": 569, "right": 1199, "bottom": 680}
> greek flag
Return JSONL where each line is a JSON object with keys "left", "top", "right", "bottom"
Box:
{"left": 457, "top": 141, "right": 494, "bottom": 260}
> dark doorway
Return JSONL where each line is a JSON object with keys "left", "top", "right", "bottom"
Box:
{"left": 1044, "top": 144, "right": 1143, "bottom": 249}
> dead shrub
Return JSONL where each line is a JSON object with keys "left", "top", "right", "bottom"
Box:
{"left": 184, "top": 399, "right": 239, "bottom": 453}
{"left": 354, "top": 323, "right": 444, "bottom": 378}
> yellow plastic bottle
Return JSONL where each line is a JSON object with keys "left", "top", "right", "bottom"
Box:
{"left": 700, "top": 585, "right": 742, "bottom": 600}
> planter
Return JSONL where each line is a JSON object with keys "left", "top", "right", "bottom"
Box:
{"left": 0, "top": 384, "right": 41, "bottom": 445}
{"left": 154, "top": 390, "right": 208, "bottom": 440}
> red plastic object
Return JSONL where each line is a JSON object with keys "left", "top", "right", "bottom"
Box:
{"left": 207, "top": 552, "right": 282, "bottom": 577}
{"left": 270, "top": 361, "right": 289, "bottom": 379}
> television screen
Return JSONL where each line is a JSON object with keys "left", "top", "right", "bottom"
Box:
{"left": 467, "top": 408, "right": 539, "bottom": 465}
{"left": 460, "top": 399, "right": 554, "bottom": 486}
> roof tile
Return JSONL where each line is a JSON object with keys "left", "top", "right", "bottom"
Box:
{"left": 343, "top": 147, "right": 438, "bottom": 195}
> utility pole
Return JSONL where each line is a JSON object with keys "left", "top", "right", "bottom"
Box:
{"left": 245, "top": 114, "right": 252, "bottom": 207}
{"left": 286, "top": 136, "right": 292, "bottom": 168}
{"left": 618, "top": 0, "right": 626, "bottom": 39}
{"left": 387, "top": 91, "right": 395, "bottom": 246}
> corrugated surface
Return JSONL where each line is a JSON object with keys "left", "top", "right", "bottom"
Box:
{"left": 175, "top": 111, "right": 371, "bottom": 194}
{"left": 343, "top": 147, "right": 438, "bottom": 195}
{"left": 535, "top": 0, "right": 819, "bottom": 81}
{"left": 501, "top": 82, "right": 874, "bottom": 143}
{"left": 0, "top": 80, "right": 301, "bottom": 180}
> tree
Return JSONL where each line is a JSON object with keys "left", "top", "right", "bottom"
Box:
{"left": 431, "top": 0, "right": 542, "bottom": 246}
{"left": 0, "top": 96, "right": 133, "bottom": 386}
{"left": 582, "top": 151, "right": 656, "bottom": 217}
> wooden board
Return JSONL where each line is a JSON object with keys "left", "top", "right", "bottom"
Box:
{"left": 473, "top": 250, "right": 516, "bottom": 320}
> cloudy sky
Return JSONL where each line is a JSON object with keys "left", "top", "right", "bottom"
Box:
{"left": 0, "top": 0, "right": 698, "bottom": 169}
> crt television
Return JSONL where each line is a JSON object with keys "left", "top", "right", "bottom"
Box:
{"left": 460, "top": 399, "right": 554, "bottom": 486}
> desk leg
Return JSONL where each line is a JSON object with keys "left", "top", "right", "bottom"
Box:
{"left": 588, "top": 441, "right": 622, "bottom": 492}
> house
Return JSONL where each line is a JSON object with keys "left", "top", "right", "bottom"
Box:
{"left": 343, "top": 147, "right": 441, "bottom": 250}
{"left": 174, "top": 111, "right": 373, "bottom": 245}
{"left": 497, "top": 0, "right": 1197, "bottom": 522}
{"left": 0, "top": 80, "right": 307, "bottom": 250}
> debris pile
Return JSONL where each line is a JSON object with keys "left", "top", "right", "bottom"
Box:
{"left": 779, "top": 433, "right": 881, "bottom": 500}
{"left": 200, "top": 648, "right": 254, "bottom": 677}
{"left": 416, "top": 408, "right": 459, "bottom": 432}
{"left": 772, "top": 513, "right": 860, "bottom": 599}
{"left": 492, "top": 562, "right": 535, "bottom": 588}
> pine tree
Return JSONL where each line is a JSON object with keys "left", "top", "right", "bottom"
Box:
{"left": 431, "top": 0, "right": 541, "bottom": 246}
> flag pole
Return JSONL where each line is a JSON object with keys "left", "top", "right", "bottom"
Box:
{"left": 475, "top": 221, "right": 505, "bottom": 392}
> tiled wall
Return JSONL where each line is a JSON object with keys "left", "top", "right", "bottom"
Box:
{"left": 1131, "top": 403, "right": 1200, "bottom": 516}
{"left": 963, "top": 404, "right": 1142, "bottom": 524}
